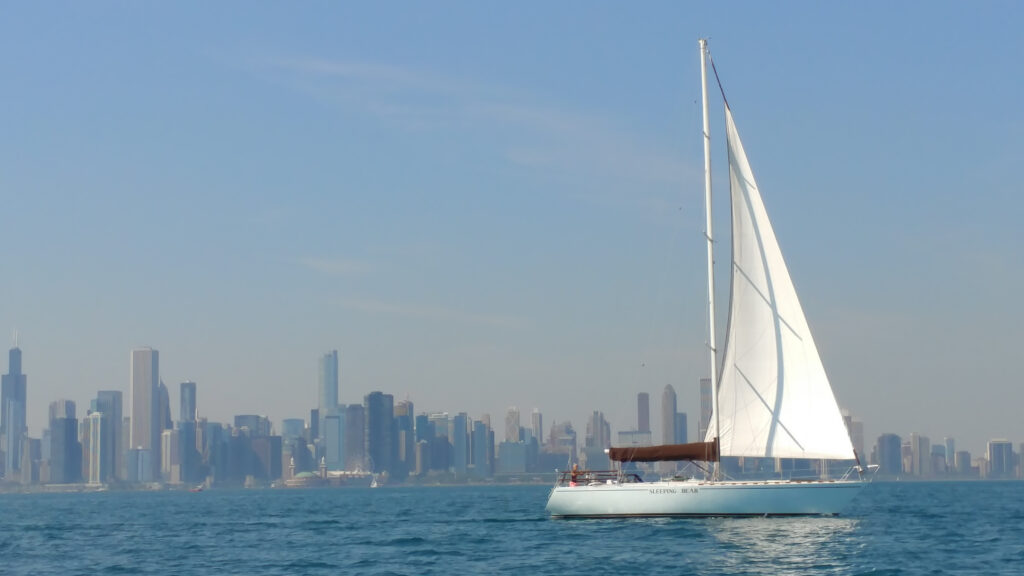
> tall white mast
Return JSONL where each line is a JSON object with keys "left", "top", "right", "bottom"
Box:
{"left": 699, "top": 38, "right": 720, "bottom": 480}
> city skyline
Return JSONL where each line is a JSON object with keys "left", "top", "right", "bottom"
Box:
{"left": 1, "top": 341, "right": 1019, "bottom": 460}
{"left": 2, "top": 3, "right": 1023, "bottom": 456}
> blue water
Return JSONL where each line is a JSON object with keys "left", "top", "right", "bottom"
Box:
{"left": 1, "top": 482, "right": 1022, "bottom": 575}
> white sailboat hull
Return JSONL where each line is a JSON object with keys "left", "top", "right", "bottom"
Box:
{"left": 546, "top": 479, "right": 865, "bottom": 518}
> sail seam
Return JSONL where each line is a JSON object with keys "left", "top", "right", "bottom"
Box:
{"left": 734, "top": 366, "right": 805, "bottom": 454}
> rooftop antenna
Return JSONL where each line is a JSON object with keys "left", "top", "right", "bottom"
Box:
{"left": 12, "top": 328, "right": 18, "bottom": 348}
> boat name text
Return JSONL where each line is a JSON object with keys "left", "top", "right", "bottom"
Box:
{"left": 648, "top": 488, "right": 699, "bottom": 495}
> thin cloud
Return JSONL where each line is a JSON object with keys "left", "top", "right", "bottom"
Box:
{"left": 339, "top": 297, "right": 526, "bottom": 329}
{"left": 265, "top": 57, "right": 696, "bottom": 192}
{"left": 300, "top": 256, "right": 367, "bottom": 277}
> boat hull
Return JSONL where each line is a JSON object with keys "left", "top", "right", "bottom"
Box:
{"left": 546, "top": 479, "right": 865, "bottom": 518}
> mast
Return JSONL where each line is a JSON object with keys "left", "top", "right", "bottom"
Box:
{"left": 699, "top": 38, "right": 720, "bottom": 480}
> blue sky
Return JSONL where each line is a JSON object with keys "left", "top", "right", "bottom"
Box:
{"left": 2, "top": 2, "right": 1021, "bottom": 454}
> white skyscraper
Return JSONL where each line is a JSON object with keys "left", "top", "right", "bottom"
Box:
{"left": 130, "top": 347, "right": 159, "bottom": 481}
{"left": 87, "top": 412, "right": 103, "bottom": 485}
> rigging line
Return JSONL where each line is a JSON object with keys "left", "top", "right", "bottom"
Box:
{"left": 707, "top": 51, "right": 730, "bottom": 110}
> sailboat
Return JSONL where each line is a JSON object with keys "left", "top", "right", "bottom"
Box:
{"left": 545, "top": 39, "right": 872, "bottom": 518}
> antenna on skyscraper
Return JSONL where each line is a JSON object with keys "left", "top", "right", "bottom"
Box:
{"left": 12, "top": 328, "right": 18, "bottom": 348}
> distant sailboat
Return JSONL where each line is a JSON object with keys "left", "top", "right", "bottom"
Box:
{"left": 546, "top": 39, "right": 873, "bottom": 518}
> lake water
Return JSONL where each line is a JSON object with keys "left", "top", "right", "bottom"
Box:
{"left": 1, "top": 481, "right": 1021, "bottom": 575}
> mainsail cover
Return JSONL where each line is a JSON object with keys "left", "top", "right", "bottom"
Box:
{"left": 608, "top": 440, "right": 718, "bottom": 463}
{"left": 704, "top": 108, "right": 855, "bottom": 461}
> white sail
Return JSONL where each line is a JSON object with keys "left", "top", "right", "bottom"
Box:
{"left": 705, "top": 107, "right": 854, "bottom": 461}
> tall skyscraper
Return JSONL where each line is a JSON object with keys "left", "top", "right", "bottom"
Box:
{"left": 344, "top": 404, "right": 365, "bottom": 471}
{"left": 987, "top": 439, "right": 1014, "bottom": 479}
{"left": 93, "top": 391, "right": 123, "bottom": 482}
{"left": 471, "top": 419, "right": 492, "bottom": 478}
{"left": 661, "top": 384, "right": 677, "bottom": 445}
{"left": 875, "top": 433, "right": 902, "bottom": 477}
{"left": 637, "top": 393, "right": 650, "bottom": 434}
{"left": 451, "top": 412, "right": 468, "bottom": 477}
{"left": 674, "top": 412, "right": 688, "bottom": 444}
{"left": 157, "top": 381, "right": 172, "bottom": 431}
{"left": 364, "top": 391, "right": 393, "bottom": 474}
{"left": 1, "top": 346, "right": 28, "bottom": 478}
{"left": 698, "top": 378, "right": 712, "bottom": 441}
{"left": 531, "top": 408, "right": 543, "bottom": 443}
{"left": 504, "top": 406, "right": 521, "bottom": 443}
{"left": 180, "top": 381, "right": 197, "bottom": 423}
{"left": 944, "top": 437, "right": 956, "bottom": 469}
{"left": 130, "top": 348, "right": 159, "bottom": 481}
{"left": 323, "top": 413, "right": 344, "bottom": 470}
{"left": 910, "top": 433, "right": 931, "bottom": 478}
{"left": 175, "top": 382, "right": 199, "bottom": 484}
{"left": 87, "top": 412, "right": 104, "bottom": 484}
{"left": 394, "top": 401, "right": 415, "bottom": 479}
{"left": 49, "top": 400, "right": 81, "bottom": 484}
{"left": 318, "top": 350, "right": 339, "bottom": 435}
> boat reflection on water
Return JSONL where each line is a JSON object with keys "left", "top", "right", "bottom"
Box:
{"left": 708, "top": 516, "right": 862, "bottom": 574}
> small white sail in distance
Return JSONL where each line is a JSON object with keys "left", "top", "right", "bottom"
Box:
{"left": 705, "top": 107, "right": 855, "bottom": 461}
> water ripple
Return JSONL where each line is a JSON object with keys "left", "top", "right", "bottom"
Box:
{"left": 1, "top": 482, "right": 1023, "bottom": 574}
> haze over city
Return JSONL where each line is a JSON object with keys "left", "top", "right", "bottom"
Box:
{"left": 2, "top": 2, "right": 1022, "bottom": 456}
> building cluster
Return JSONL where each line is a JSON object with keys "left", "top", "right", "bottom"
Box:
{"left": 0, "top": 347, "right": 584, "bottom": 489}
{"left": 1, "top": 344, "right": 1021, "bottom": 489}
{"left": 869, "top": 433, "right": 1023, "bottom": 480}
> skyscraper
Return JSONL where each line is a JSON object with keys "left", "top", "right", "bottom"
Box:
{"left": 180, "top": 381, "right": 197, "bottom": 423}
{"left": 364, "top": 391, "right": 393, "bottom": 474}
{"left": 344, "top": 404, "right": 365, "bottom": 471}
{"left": 674, "top": 412, "right": 688, "bottom": 444}
{"left": 531, "top": 408, "right": 543, "bottom": 443}
{"left": 875, "top": 433, "right": 902, "bottom": 477}
{"left": 1, "top": 346, "right": 28, "bottom": 479}
{"left": 451, "top": 412, "right": 468, "bottom": 477}
{"left": 175, "top": 382, "right": 199, "bottom": 484}
{"left": 637, "top": 393, "right": 650, "bottom": 434}
{"left": 49, "top": 400, "right": 81, "bottom": 484}
{"left": 87, "top": 412, "right": 104, "bottom": 484}
{"left": 661, "top": 385, "right": 677, "bottom": 445}
{"left": 910, "top": 433, "right": 931, "bottom": 478}
{"left": 157, "top": 381, "right": 172, "bottom": 431}
{"left": 698, "top": 378, "right": 712, "bottom": 441}
{"left": 504, "top": 406, "right": 521, "bottom": 443}
{"left": 318, "top": 350, "right": 339, "bottom": 436}
{"left": 323, "top": 413, "right": 344, "bottom": 470}
{"left": 130, "top": 348, "right": 159, "bottom": 481}
{"left": 93, "top": 391, "right": 123, "bottom": 482}
{"left": 987, "top": 439, "right": 1014, "bottom": 479}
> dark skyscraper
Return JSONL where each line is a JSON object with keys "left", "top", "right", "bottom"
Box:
{"left": 1, "top": 346, "right": 28, "bottom": 479}
{"left": 344, "top": 404, "right": 365, "bottom": 471}
{"left": 637, "top": 393, "right": 650, "bottom": 434}
{"left": 157, "top": 381, "right": 172, "bottom": 432}
{"left": 661, "top": 385, "right": 677, "bottom": 445}
{"left": 451, "top": 412, "right": 468, "bottom": 477}
{"left": 364, "top": 391, "right": 393, "bottom": 474}
{"left": 180, "top": 381, "right": 197, "bottom": 423}
{"left": 876, "top": 433, "right": 902, "bottom": 477}
{"left": 49, "top": 400, "right": 81, "bottom": 484}
{"left": 93, "top": 391, "right": 123, "bottom": 482}
{"left": 674, "top": 412, "right": 688, "bottom": 444}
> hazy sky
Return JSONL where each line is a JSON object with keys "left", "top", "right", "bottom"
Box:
{"left": 2, "top": 2, "right": 1021, "bottom": 455}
